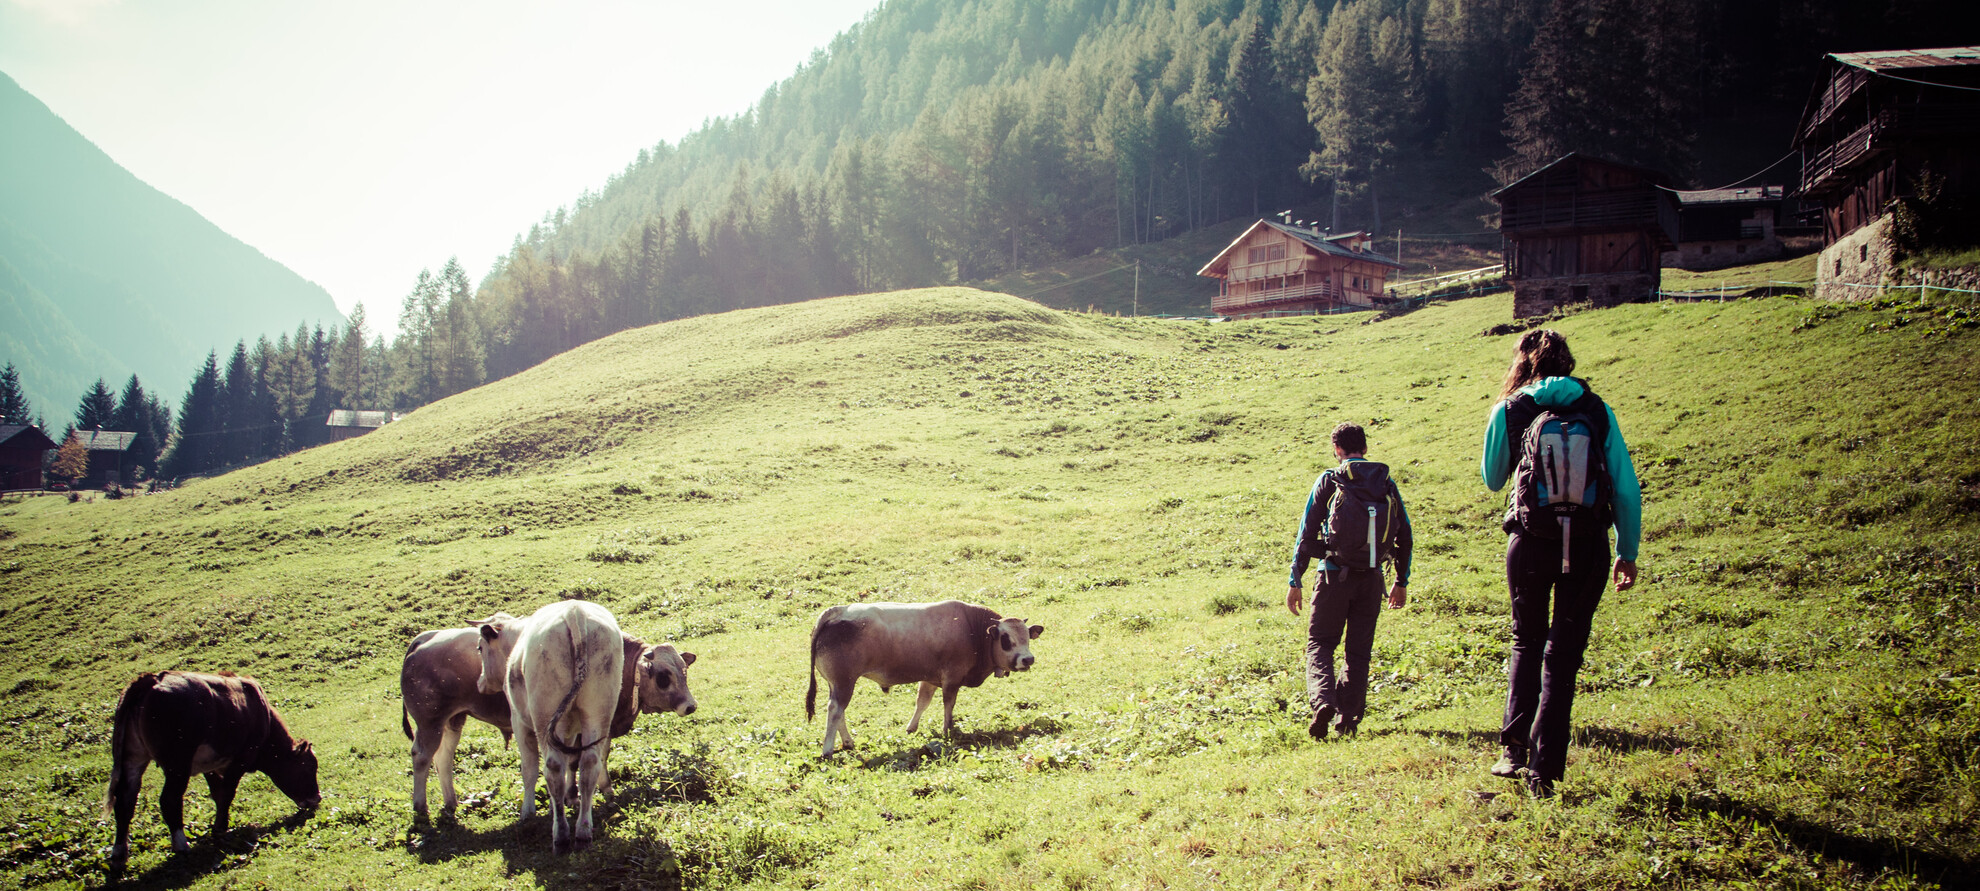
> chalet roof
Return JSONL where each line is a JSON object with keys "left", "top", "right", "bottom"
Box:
{"left": 1196, "top": 219, "right": 1403, "bottom": 277}
{"left": 0, "top": 425, "right": 58, "bottom": 451}
{"left": 1832, "top": 47, "right": 1980, "bottom": 71}
{"left": 326, "top": 410, "right": 394, "bottom": 428}
{"left": 1491, "top": 152, "right": 1675, "bottom": 199}
{"left": 75, "top": 430, "right": 136, "bottom": 452}
{"left": 1672, "top": 185, "right": 1785, "bottom": 206}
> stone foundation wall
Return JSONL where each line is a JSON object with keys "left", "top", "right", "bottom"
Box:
{"left": 1815, "top": 215, "right": 1894, "bottom": 301}
{"left": 1511, "top": 272, "right": 1657, "bottom": 318}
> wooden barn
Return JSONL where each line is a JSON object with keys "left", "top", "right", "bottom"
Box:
{"left": 0, "top": 424, "right": 56, "bottom": 491}
{"left": 325, "top": 409, "right": 397, "bottom": 441}
{"left": 1196, "top": 220, "right": 1404, "bottom": 318}
{"left": 1793, "top": 47, "right": 1980, "bottom": 299}
{"left": 1491, "top": 154, "right": 1679, "bottom": 318}
{"left": 75, "top": 429, "right": 137, "bottom": 488}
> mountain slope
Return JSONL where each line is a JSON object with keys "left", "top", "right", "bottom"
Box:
{"left": 0, "top": 71, "right": 343, "bottom": 416}
{"left": 0, "top": 288, "right": 1974, "bottom": 889}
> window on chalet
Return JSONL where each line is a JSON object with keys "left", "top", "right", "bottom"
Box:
{"left": 1245, "top": 243, "right": 1287, "bottom": 264}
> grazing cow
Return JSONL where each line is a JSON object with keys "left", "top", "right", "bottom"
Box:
{"left": 806, "top": 599, "right": 1044, "bottom": 758}
{"left": 105, "top": 671, "right": 320, "bottom": 863}
{"left": 400, "top": 627, "right": 697, "bottom": 815}
{"left": 472, "top": 601, "right": 625, "bottom": 854}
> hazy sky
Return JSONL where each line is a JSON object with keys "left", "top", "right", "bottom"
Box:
{"left": 0, "top": 0, "right": 880, "bottom": 333}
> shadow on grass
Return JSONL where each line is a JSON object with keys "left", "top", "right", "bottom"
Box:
{"left": 404, "top": 804, "right": 688, "bottom": 891}
{"left": 1404, "top": 724, "right": 1703, "bottom": 756}
{"left": 849, "top": 716, "right": 1068, "bottom": 771}
{"left": 1647, "top": 790, "right": 1977, "bottom": 891}
{"left": 107, "top": 809, "right": 314, "bottom": 890}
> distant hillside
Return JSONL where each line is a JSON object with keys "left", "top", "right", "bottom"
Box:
{"left": 0, "top": 71, "right": 343, "bottom": 420}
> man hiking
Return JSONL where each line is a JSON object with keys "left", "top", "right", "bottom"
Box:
{"left": 1481, "top": 329, "right": 1642, "bottom": 797}
{"left": 1287, "top": 422, "right": 1413, "bottom": 740}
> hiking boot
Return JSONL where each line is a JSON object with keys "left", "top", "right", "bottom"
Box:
{"left": 1333, "top": 720, "right": 1359, "bottom": 738}
{"left": 1491, "top": 746, "right": 1529, "bottom": 779}
{"left": 1307, "top": 705, "right": 1336, "bottom": 740}
{"left": 1526, "top": 775, "right": 1555, "bottom": 799}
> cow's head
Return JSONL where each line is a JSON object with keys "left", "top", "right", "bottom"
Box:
{"left": 268, "top": 739, "right": 321, "bottom": 810}
{"left": 635, "top": 643, "right": 698, "bottom": 716}
{"left": 468, "top": 613, "right": 520, "bottom": 695}
{"left": 986, "top": 617, "right": 1044, "bottom": 677}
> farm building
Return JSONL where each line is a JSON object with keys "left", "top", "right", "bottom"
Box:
{"left": 1491, "top": 154, "right": 1679, "bottom": 318}
{"left": 74, "top": 429, "right": 137, "bottom": 488}
{"left": 1196, "top": 220, "right": 1404, "bottom": 319}
{"left": 1661, "top": 186, "right": 1811, "bottom": 271}
{"left": 326, "top": 409, "right": 398, "bottom": 441}
{"left": 0, "top": 424, "right": 56, "bottom": 491}
{"left": 1793, "top": 47, "right": 1980, "bottom": 300}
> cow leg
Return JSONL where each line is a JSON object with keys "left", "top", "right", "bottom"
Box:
{"left": 597, "top": 737, "right": 612, "bottom": 799}
{"left": 515, "top": 727, "right": 541, "bottom": 819}
{"left": 906, "top": 682, "right": 936, "bottom": 734}
{"left": 157, "top": 769, "right": 193, "bottom": 854}
{"left": 108, "top": 754, "right": 149, "bottom": 862}
{"left": 435, "top": 712, "right": 468, "bottom": 811}
{"left": 545, "top": 749, "right": 572, "bottom": 854}
{"left": 205, "top": 771, "right": 244, "bottom": 839}
{"left": 941, "top": 686, "right": 960, "bottom": 737}
{"left": 572, "top": 746, "right": 601, "bottom": 852}
{"left": 408, "top": 713, "right": 444, "bottom": 816}
{"left": 822, "top": 681, "right": 855, "bottom": 758}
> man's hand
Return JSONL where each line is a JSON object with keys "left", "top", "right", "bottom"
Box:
{"left": 1387, "top": 584, "right": 1408, "bottom": 609}
{"left": 1613, "top": 559, "right": 1639, "bottom": 592}
{"left": 1287, "top": 585, "right": 1303, "bottom": 615}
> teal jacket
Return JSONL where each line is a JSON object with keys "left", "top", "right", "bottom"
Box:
{"left": 1480, "top": 376, "right": 1642, "bottom": 562}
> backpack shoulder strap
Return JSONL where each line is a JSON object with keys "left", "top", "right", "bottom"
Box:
{"left": 1566, "top": 382, "right": 1611, "bottom": 453}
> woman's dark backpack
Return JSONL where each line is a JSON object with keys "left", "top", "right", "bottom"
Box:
{"left": 1322, "top": 462, "right": 1401, "bottom": 571}
{"left": 1502, "top": 387, "right": 1612, "bottom": 571}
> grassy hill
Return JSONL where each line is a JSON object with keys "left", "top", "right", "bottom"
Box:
{"left": 1, "top": 287, "right": 1975, "bottom": 890}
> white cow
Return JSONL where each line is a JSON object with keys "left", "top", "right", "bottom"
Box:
{"left": 473, "top": 601, "right": 624, "bottom": 854}
{"left": 806, "top": 599, "right": 1043, "bottom": 759}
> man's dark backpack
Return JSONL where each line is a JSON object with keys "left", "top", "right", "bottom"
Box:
{"left": 1321, "top": 462, "right": 1401, "bottom": 572}
{"left": 1502, "top": 385, "right": 1612, "bottom": 572}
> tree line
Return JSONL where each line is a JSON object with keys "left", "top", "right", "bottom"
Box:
{"left": 7, "top": 0, "right": 1956, "bottom": 485}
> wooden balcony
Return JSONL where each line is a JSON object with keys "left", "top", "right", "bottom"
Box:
{"left": 1212, "top": 281, "right": 1367, "bottom": 314}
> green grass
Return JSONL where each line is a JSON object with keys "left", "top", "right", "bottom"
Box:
{"left": 1661, "top": 253, "right": 1819, "bottom": 293}
{"left": 2, "top": 286, "right": 1977, "bottom": 889}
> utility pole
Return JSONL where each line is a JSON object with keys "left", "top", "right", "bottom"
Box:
{"left": 1133, "top": 260, "right": 1140, "bottom": 317}
{"left": 1396, "top": 229, "right": 1403, "bottom": 265}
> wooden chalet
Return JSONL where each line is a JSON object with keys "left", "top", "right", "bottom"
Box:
{"left": 1793, "top": 47, "right": 1980, "bottom": 299}
{"left": 1661, "top": 186, "right": 1805, "bottom": 271}
{"left": 1196, "top": 220, "right": 1404, "bottom": 318}
{"left": 0, "top": 424, "right": 57, "bottom": 491}
{"left": 75, "top": 429, "right": 137, "bottom": 488}
{"left": 1491, "top": 154, "right": 1678, "bottom": 318}
{"left": 325, "top": 409, "right": 397, "bottom": 441}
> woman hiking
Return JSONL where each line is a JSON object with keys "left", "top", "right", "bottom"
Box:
{"left": 1481, "top": 329, "right": 1641, "bottom": 797}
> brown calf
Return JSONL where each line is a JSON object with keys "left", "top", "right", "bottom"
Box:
{"left": 106, "top": 670, "right": 319, "bottom": 863}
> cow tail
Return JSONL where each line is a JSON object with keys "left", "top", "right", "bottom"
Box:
{"left": 105, "top": 673, "right": 157, "bottom": 817}
{"left": 805, "top": 616, "right": 822, "bottom": 722}
{"left": 545, "top": 622, "right": 602, "bottom": 758}
{"left": 401, "top": 701, "right": 414, "bottom": 741}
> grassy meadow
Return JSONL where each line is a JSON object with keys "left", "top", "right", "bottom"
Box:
{"left": 1, "top": 286, "right": 1976, "bottom": 890}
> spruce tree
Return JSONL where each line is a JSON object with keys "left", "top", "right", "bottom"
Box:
{"left": 165, "top": 351, "right": 221, "bottom": 478}
{"left": 74, "top": 378, "right": 117, "bottom": 431}
{"left": 0, "top": 363, "right": 32, "bottom": 426}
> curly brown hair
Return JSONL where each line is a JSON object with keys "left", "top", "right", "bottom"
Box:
{"left": 1331, "top": 422, "right": 1367, "bottom": 456}
{"left": 1499, "top": 329, "right": 1576, "bottom": 399}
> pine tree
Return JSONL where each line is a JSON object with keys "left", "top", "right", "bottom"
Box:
{"left": 221, "top": 341, "right": 256, "bottom": 466}
{"left": 164, "top": 351, "right": 221, "bottom": 478}
{"left": 74, "top": 378, "right": 117, "bottom": 431}
{"left": 113, "top": 375, "right": 168, "bottom": 481}
{"left": 331, "top": 304, "right": 368, "bottom": 410}
{"left": 439, "top": 258, "right": 485, "bottom": 397}
{"left": 1, "top": 362, "right": 35, "bottom": 426}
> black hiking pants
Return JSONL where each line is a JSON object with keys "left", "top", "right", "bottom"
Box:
{"left": 1502, "top": 531, "right": 1610, "bottom": 784}
{"left": 1306, "top": 567, "right": 1385, "bottom": 732}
